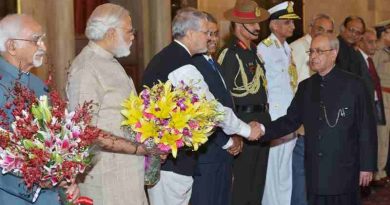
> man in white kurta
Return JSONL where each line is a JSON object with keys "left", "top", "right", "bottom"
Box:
{"left": 66, "top": 4, "right": 147, "bottom": 205}
{"left": 257, "top": 2, "right": 300, "bottom": 205}
{"left": 290, "top": 13, "right": 334, "bottom": 205}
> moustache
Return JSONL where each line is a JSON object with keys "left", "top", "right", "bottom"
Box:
{"left": 34, "top": 49, "right": 46, "bottom": 56}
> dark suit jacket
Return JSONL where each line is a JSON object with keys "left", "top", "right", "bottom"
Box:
{"left": 142, "top": 41, "right": 197, "bottom": 176}
{"left": 336, "top": 36, "right": 365, "bottom": 76}
{"left": 261, "top": 67, "right": 377, "bottom": 195}
{"left": 192, "top": 55, "right": 233, "bottom": 164}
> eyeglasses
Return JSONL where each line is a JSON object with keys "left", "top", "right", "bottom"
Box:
{"left": 306, "top": 48, "right": 334, "bottom": 56}
{"left": 313, "top": 25, "right": 333, "bottom": 34}
{"left": 198, "top": 30, "right": 211, "bottom": 37}
{"left": 209, "top": 31, "right": 219, "bottom": 37}
{"left": 10, "top": 34, "right": 46, "bottom": 47}
{"left": 346, "top": 27, "right": 363, "bottom": 36}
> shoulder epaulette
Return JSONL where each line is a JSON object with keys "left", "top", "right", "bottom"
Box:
{"left": 261, "top": 37, "right": 273, "bottom": 47}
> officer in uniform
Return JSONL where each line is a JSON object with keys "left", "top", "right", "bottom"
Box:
{"left": 373, "top": 19, "right": 390, "bottom": 180}
{"left": 257, "top": 2, "right": 300, "bottom": 205}
{"left": 218, "top": 1, "right": 270, "bottom": 204}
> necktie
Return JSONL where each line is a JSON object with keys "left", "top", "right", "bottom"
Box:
{"left": 208, "top": 58, "right": 218, "bottom": 72}
{"left": 367, "top": 57, "right": 383, "bottom": 100}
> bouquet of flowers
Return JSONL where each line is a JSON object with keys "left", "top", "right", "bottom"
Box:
{"left": 0, "top": 82, "right": 98, "bottom": 204}
{"left": 121, "top": 80, "right": 223, "bottom": 185}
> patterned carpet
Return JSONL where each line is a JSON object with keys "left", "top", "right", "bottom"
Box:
{"left": 362, "top": 184, "right": 390, "bottom": 205}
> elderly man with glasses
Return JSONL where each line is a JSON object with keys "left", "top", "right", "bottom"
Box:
{"left": 289, "top": 13, "right": 334, "bottom": 205}
{"left": 0, "top": 14, "right": 79, "bottom": 205}
{"left": 258, "top": 34, "right": 377, "bottom": 205}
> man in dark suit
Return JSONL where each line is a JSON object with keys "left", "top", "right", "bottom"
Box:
{"left": 337, "top": 16, "right": 367, "bottom": 76}
{"left": 358, "top": 29, "right": 387, "bottom": 187}
{"left": 143, "top": 8, "right": 262, "bottom": 205}
{"left": 259, "top": 34, "right": 377, "bottom": 205}
{"left": 190, "top": 12, "right": 241, "bottom": 205}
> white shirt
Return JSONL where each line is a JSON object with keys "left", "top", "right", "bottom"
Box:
{"left": 168, "top": 41, "right": 252, "bottom": 145}
{"left": 257, "top": 33, "right": 295, "bottom": 120}
{"left": 291, "top": 34, "right": 313, "bottom": 83}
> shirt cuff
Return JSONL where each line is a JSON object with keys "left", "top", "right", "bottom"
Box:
{"left": 32, "top": 187, "right": 41, "bottom": 202}
{"left": 260, "top": 124, "right": 265, "bottom": 134}
{"left": 222, "top": 137, "right": 233, "bottom": 149}
{"left": 237, "top": 122, "right": 251, "bottom": 138}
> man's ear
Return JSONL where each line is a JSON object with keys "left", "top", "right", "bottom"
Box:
{"left": 5, "top": 40, "right": 17, "bottom": 56}
{"left": 105, "top": 28, "right": 116, "bottom": 41}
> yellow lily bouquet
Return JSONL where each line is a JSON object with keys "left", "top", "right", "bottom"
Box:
{"left": 121, "top": 80, "right": 222, "bottom": 185}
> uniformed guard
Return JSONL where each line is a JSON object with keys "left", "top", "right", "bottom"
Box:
{"left": 373, "top": 19, "right": 390, "bottom": 182}
{"left": 256, "top": 1, "right": 301, "bottom": 205}
{"left": 218, "top": 1, "right": 270, "bottom": 204}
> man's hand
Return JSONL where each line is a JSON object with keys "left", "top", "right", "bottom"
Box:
{"left": 359, "top": 171, "right": 373, "bottom": 187}
{"left": 59, "top": 179, "right": 80, "bottom": 202}
{"left": 247, "top": 121, "right": 264, "bottom": 141}
{"left": 228, "top": 135, "right": 243, "bottom": 156}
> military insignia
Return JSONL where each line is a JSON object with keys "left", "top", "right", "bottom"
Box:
{"left": 262, "top": 38, "right": 273, "bottom": 47}
{"left": 255, "top": 7, "right": 261, "bottom": 17}
{"left": 274, "top": 40, "right": 281, "bottom": 48}
{"left": 287, "top": 1, "right": 294, "bottom": 13}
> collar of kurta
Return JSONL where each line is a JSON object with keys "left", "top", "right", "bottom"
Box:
{"left": 318, "top": 65, "right": 337, "bottom": 82}
{"left": 87, "top": 41, "right": 115, "bottom": 60}
{"left": 0, "top": 57, "right": 30, "bottom": 80}
{"left": 304, "top": 33, "right": 312, "bottom": 44}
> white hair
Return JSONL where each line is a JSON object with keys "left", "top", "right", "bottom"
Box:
{"left": 172, "top": 7, "right": 207, "bottom": 40}
{"left": 0, "top": 14, "right": 27, "bottom": 52}
{"left": 85, "top": 3, "right": 129, "bottom": 41}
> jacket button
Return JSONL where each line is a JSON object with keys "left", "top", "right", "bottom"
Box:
{"left": 318, "top": 116, "right": 322, "bottom": 120}
{"left": 318, "top": 135, "right": 322, "bottom": 140}
{"left": 318, "top": 152, "right": 323, "bottom": 157}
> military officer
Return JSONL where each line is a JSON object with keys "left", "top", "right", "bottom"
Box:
{"left": 256, "top": 2, "right": 300, "bottom": 205}
{"left": 218, "top": 1, "right": 271, "bottom": 204}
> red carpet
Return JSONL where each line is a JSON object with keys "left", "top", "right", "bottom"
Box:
{"left": 362, "top": 185, "right": 390, "bottom": 205}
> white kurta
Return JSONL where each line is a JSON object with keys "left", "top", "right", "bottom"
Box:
{"left": 257, "top": 33, "right": 296, "bottom": 205}
{"left": 66, "top": 41, "right": 148, "bottom": 205}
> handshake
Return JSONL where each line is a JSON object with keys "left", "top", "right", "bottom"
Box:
{"left": 248, "top": 121, "right": 265, "bottom": 141}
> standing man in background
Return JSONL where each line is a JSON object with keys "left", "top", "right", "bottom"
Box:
{"left": 373, "top": 20, "right": 390, "bottom": 183}
{"left": 257, "top": 1, "right": 300, "bottom": 205}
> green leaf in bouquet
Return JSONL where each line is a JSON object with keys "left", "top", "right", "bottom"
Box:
{"left": 34, "top": 140, "right": 44, "bottom": 149}
{"left": 83, "top": 154, "right": 94, "bottom": 165}
{"left": 22, "top": 139, "right": 35, "bottom": 149}
{"left": 53, "top": 153, "right": 63, "bottom": 163}
{"left": 31, "top": 105, "right": 43, "bottom": 120}
{"left": 36, "top": 132, "right": 45, "bottom": 141}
